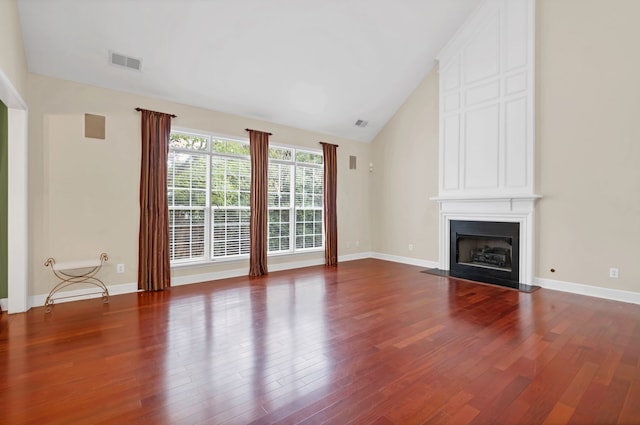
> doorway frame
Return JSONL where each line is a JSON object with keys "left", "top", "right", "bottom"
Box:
{"left": 0, "top": 68, "right": 29, "bottom": 313}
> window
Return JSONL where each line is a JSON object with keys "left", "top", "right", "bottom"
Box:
{"left": 210, "top": 138, "right": 251, "bottom": 259}
{"left": 167, "top": 133, "right": 208, "bottom": 262}
{"left": 268, "top": 147, "right": 324, "bottom": 254}
{"left": 294, "top": 150, "right": 324, "bottom": 250}
{"left": 168, "top": 130, "right": 323, "bottom": 263}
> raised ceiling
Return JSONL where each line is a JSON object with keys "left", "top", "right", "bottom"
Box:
{"left": 18, "top": 0, "right": 482, "bottom": 142}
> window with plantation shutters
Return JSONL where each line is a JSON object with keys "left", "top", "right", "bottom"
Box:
{"left": 268, "top": 149, "right": 293, "bottom": 253}
{"left": 210, "top": 138, "right": 251, "bottom": 258}
{"left": 168, "top": 130, "right": 323, "bottom": 265}
{"left": 293, "top": 151, "right": 324, "bottom": 250}
{"left": 266, "top": 147, "right": 324, "bottom": 253}
{"left": 168, "top": 133, "right": 208, "bottom": 262}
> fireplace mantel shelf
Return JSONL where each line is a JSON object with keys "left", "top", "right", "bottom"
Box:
{"left": 430, "top": 194, "right": 542, "bottom": 203}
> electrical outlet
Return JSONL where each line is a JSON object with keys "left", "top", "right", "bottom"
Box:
{"left": 355, "top": 240, "right": 360, "bottom": 248}
{"left": 408, "top": 244, "right": 414, "bottom": 251}
{"left": 609, "top": 268, "right": 619, "bottom": 279}
{"left": 346, "top": 241, "right": 351, "bottom": 249}
{"left": 117, "top": 263, "right": 125, "bottom": 274}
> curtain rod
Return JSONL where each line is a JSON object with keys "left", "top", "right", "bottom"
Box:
{"left": 245, "top": 128, "right": 273, "bottom": 136}
{"left": 135, "top": 107, "right": 177, "bottom": 118}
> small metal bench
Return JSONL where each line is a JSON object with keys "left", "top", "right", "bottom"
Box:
{"left": 43, "top": 253, "right": 109, "bottom": 312}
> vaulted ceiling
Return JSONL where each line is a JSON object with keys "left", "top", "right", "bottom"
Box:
{"left": 18, "top": 0, "right": 482, "bottom": 142}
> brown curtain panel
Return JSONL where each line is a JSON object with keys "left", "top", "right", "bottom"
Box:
{"left": 138, "top": 109, "right": 172, "bottom": 291}
{"left": 249, "top": 130, "right": 270, "bottom": 276}
{"left": 321, "top": 142, "right": 338, "bottom": 266}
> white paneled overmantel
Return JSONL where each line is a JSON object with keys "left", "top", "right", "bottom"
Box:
{"left": 437, "top": 0, "right": 535, "bottom": 197}
{"left": 432, "top": 0, "right": 540, "bottom": 285}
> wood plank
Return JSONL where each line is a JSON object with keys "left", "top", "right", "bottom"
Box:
{"left": 618, "top": 376, "right": 640, "bottom": 423}
{"left": 542, "top": 402, "right": 575, "bottom": 425}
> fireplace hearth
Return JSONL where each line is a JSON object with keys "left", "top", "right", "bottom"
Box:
{"left": 450, "top": 220, "right": 520, "bottom": 289}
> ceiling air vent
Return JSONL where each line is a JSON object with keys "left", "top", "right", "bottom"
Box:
{"left": 354, "top": 119, "right": 368, "bottom": 128}
{"left": 110, "top": 51, "right": 142, "bottom": 71}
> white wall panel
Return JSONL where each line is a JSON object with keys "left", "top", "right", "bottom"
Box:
{"left": 505, "top": 71, "right": 527, "bottom": 95}
{"left": 505, "top": 0, "right": 528, "bottom": 71}
{"left": 436, "top": 0, "right": 534, "bottom": 197}
{"left": 444, "top": 93, "right": 460, "bottom": 113}
{"left": 466, "top": 81, "right": 500, "bottom": 106}
{"left": 505, "top": 97, "right": 528, "bottom": 188}
{"left": 465, "top": 105, "right": 500, "bottom": 188}
{"left": 463, "top": 12, "right": 501, "bottom": 85}
{"left": 443, "top": 115, "right": 460, "bottom": 190}
{"left": 442, "top": 57, "right": 461, "bottom": 92}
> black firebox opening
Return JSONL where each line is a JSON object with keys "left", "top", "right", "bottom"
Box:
{"left": 450, "top": 220, "right": 520, "bottom": 289}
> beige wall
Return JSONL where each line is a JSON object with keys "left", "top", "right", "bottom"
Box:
{"left": 28, "top": 74, "right": 371, "bottom": 296}
{"left": 370, "top": 0, "right": 640, "bottom": 295}
{"left": 370, "top": 68, "right": 439, "bottom": 262}
{"left": 0, "top": 0, "right": 28, "bottom": 100}
{"left": 535, "top": 0, "right": 640, "bottom": 292}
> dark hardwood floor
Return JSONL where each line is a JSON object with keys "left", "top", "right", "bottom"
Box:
{"left": 1, "top": 259, "right": 639, "bottom": 425}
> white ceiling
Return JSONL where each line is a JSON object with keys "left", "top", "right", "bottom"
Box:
{"left": 18, "top": 0, "right": 481, "bottom": 142}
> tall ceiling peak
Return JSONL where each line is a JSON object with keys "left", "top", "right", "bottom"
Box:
{"left": 18, "top": 0, "right": 482, "bottom": 142}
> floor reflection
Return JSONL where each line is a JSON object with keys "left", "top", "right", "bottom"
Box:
{"left": 161, "top": 274, "right": 332, "bottom": 422}
{"left": 447, "top": 279, "right": 523, "bottom": 333}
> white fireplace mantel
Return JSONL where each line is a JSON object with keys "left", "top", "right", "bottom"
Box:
{"left": 431, "top": 195, "right": 541, "bottom": 285}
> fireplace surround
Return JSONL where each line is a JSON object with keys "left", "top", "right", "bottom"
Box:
{"left": 432, "top": 196, "right": 539, "bottom": 287}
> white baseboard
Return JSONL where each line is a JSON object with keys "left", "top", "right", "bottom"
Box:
{"left": 339, "top": 252, "right": 373, "bottom": 262}
{"left": 535, "top": 277, "right": 640, "bottom": 305}
{"left": 22, "top": 254, "right": 640, "bottom": 310}
{"left": 370, "top": 252, "right": 440, "bottom": 269}
{"left": 29, "top": 282, "right": 139, "bottom": 310}
{"left": 0, "top": 298, "right": 7, "bottom": 311}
